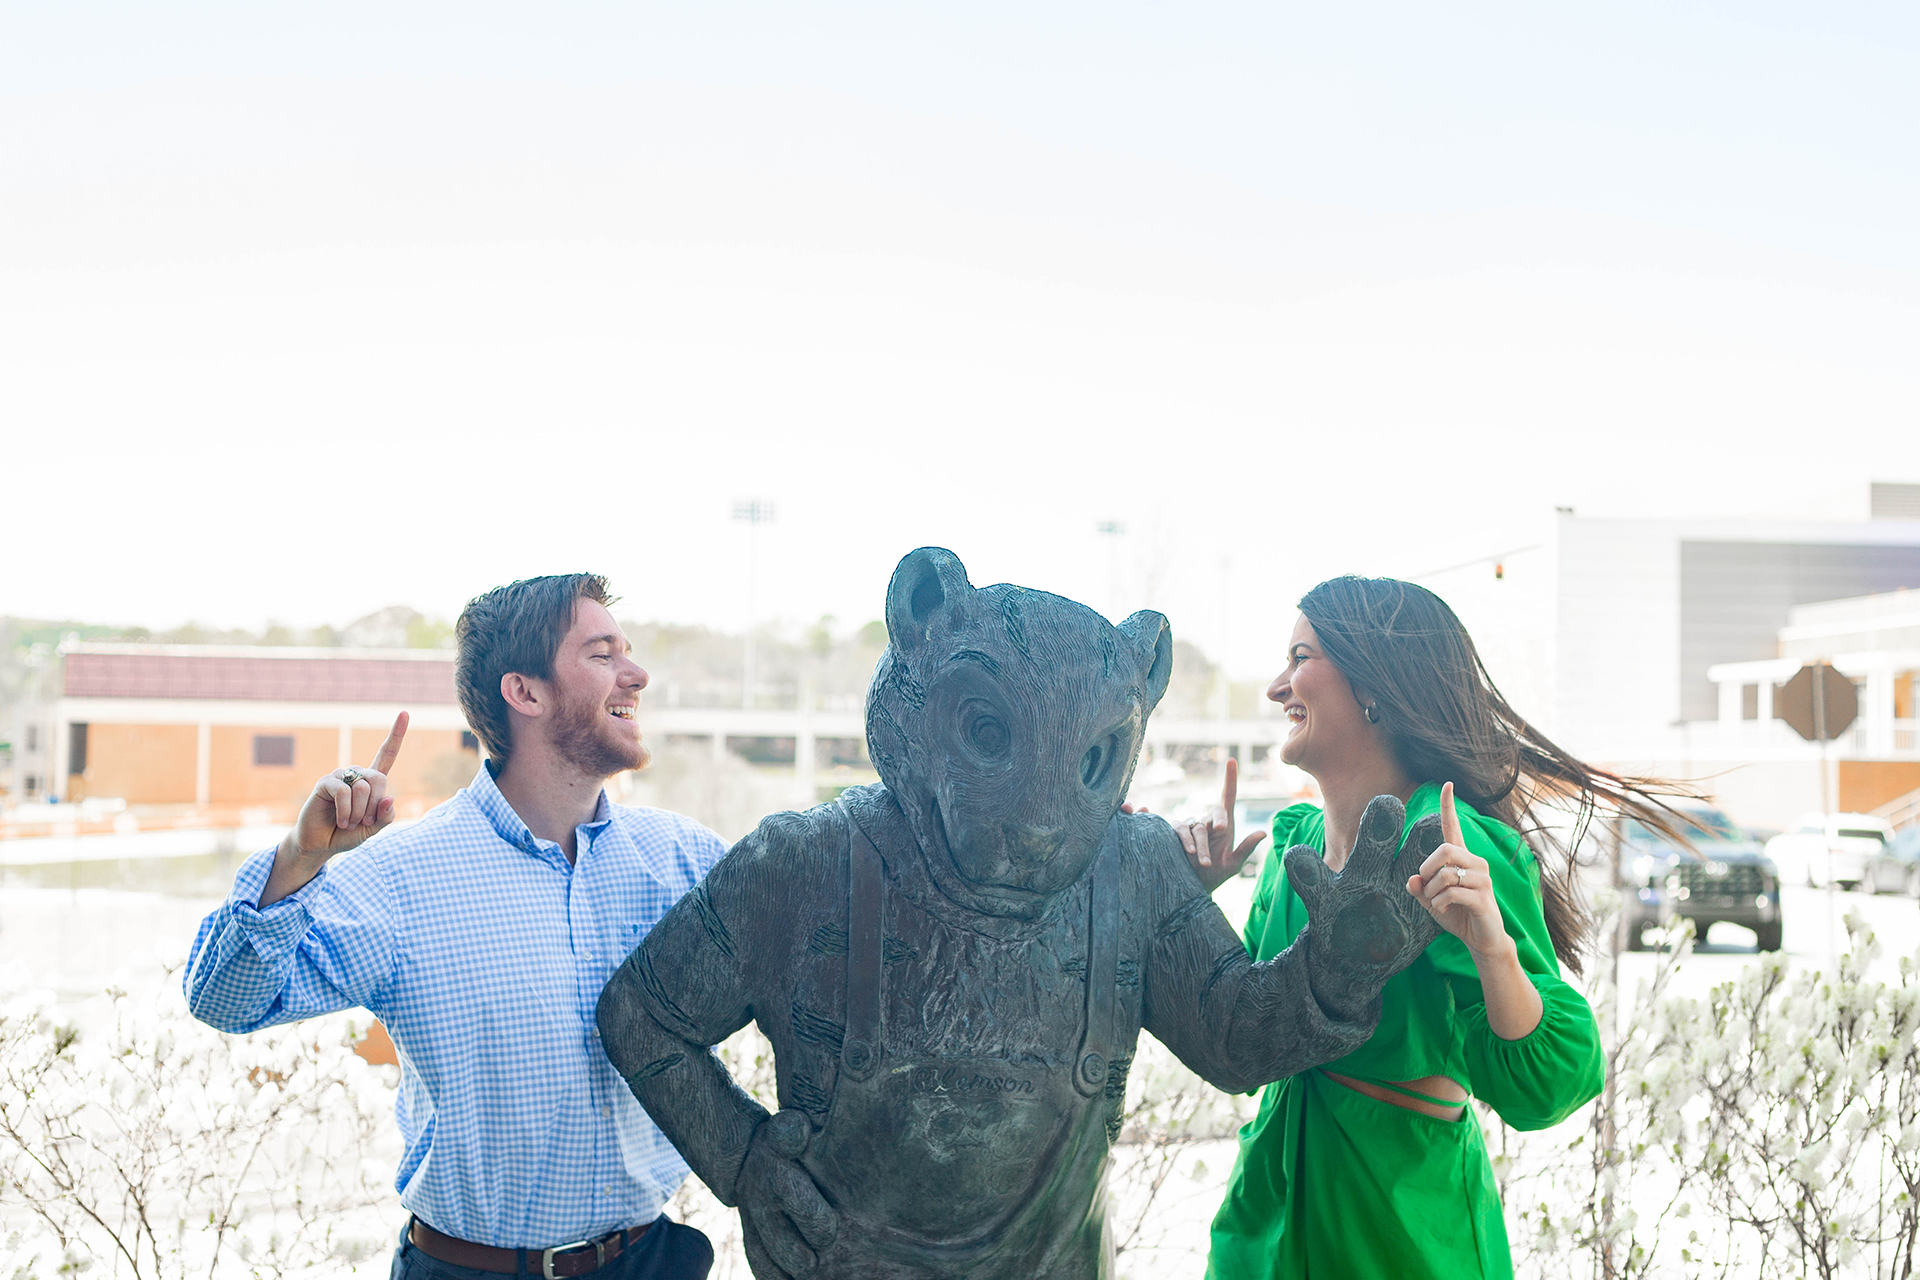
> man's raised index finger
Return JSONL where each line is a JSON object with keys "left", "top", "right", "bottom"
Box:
{"left": 371, "top": 710, "right": 410, "bottom": 775}
{"left": 1222, "top": 755, "right": 1239, "bottom": 812}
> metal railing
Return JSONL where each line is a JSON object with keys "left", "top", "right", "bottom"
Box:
{"left": 1684, "top": 718, "right": 1920, "bottom": 758}
{"left": 1872, "top": 785, "right": 1920, "bottom": 831}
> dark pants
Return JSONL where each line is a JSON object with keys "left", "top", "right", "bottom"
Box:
{"left": 391, "top": 1218, "right": 713, "bottom": 1280}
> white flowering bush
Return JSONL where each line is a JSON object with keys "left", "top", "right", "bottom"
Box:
{"left": 0, "top": 959, "right": 402, "bottom": 1280}
{"left": 1104, "top": 1038, "right": 1258, "bottom": 1269}
{"left": 1497, "top": 907, "right": 1920, "bottom": 1280}
{"left": 14, "top": 916, "right": 1920, "bottom": 1280}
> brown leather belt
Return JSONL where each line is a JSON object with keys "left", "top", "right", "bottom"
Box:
{"left": 408, "top": 1218, "right": 653, "bottom": 1279}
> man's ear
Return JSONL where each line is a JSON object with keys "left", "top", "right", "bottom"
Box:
{"left": 884, "top": 547, "right": 974, "bottom": 653}
{"left": 1118, "top": 610, "right": 1173, "bottom": 712}
{"left": 500, "top": 672, "right": 547, "bottom": 719}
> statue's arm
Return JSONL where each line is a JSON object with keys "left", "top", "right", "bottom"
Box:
{"left": 1137, "top": 862, "right": 1374, "bottom": 1094}
{"left": 596, "top": 845, "right": 770, "bottom": 1206}
{"left": 1134, "top": 801, "right": 1441, "bottom": 1094}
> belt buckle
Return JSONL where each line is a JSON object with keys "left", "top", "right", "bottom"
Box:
{"left": 539, "top": 1239, "right": 603, "bottom": 1280}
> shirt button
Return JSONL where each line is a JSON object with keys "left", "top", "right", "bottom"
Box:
{"left": 602, "top": 1106, "right": 611, "bottom": 1117}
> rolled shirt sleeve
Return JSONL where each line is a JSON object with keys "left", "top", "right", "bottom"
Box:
{"left": 183, "top": 843, "right": 399, "bottom": 1032}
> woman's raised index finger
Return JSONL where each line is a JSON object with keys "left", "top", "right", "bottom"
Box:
{"left": 1440, "top": 781, "right": 1465, "bottom": 848}
{"left": 370, "top": 710, "right": 410, "bottom": 775}
{"left": 1222, "top": 755, "right": 1239, "bottom": 812}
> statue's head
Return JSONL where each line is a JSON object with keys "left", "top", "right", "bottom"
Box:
{"left": 865, "top": 548, "right": 1173, "bottom": 920}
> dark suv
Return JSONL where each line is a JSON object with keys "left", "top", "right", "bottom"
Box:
{"left": 1614, "top": 802, "right": 1783, "bottom": 952}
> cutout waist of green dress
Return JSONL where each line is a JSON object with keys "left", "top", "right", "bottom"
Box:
{"left": 1337, "top": 1073, "right": 1471, "bottom": 1112}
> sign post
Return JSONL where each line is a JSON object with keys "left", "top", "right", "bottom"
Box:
{"left": 1777, "top": 663, "right": 1859, "bottom": 962}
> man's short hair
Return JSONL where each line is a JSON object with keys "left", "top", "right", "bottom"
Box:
{"left": 455, "top": 574, "right": 614, "bottom": 765}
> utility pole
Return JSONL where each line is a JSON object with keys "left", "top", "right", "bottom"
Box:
{"left": 1095, "top": 520, "right": 1126, "bottom": 619}
{"left": 1778, "top": 661, "right": 1857, "bottom": 966}
{"left": 732, "top": 499, "right": 777, "bottom": 710}
{"left": 1814, "top": 668, "right": 1835, "bottom": 965}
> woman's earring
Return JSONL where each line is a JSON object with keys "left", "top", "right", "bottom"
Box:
{"left": 1364, "top": 703, "right": 1380, "bottom": 724}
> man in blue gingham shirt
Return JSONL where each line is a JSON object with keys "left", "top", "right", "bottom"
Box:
{"left": 185, "top": 575, "right": 725, "bottom": 1280}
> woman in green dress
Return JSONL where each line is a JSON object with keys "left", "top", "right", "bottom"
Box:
{"left": 1168, "top": 575, "right": 1686, "bottom": 1280}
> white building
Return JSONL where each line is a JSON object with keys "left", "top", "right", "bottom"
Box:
{"left": 1700, "top": 588, "right": 1920, "bottom": 825}
{"left": 1424, "top": 484, "right": 1920, "bottom": 830}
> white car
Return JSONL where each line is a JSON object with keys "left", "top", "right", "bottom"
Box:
{"left": 1765, "top": 814, "right": 1894, "bottom": 890}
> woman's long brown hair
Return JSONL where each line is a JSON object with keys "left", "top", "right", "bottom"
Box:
{"left": 1299, "top": 575, "right": 1695, "bottom": 976}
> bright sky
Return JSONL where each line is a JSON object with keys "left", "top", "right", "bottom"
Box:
{"left": 3, "top": 2, "right": 1916, "bottom": 675}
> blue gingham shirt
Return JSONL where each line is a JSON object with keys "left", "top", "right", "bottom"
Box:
{"left": 183, "top": 764, "right": 727, "bottom": 1247}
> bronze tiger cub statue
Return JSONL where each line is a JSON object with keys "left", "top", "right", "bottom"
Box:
{"left": 598, "top": 547, "right": 1439, "bottom": 1279}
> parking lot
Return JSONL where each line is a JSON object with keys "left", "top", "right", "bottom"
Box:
{"left": 1618, "top": 879, "right": 1920, "bottom": 1000}
{"left": 1207, "top": 861, "right": 1920, "bottom": 1007}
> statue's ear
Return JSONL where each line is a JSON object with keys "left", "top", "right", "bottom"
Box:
{"left": 1119, "top": 610, "right": 1173, "bottom": 711}
{"left": 885, "top": 547, "right": 974, "bottom": 653}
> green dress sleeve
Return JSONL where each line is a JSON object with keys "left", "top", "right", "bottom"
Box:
{"left": 1455, "top": 969, "right": 1604, "bottom": 1130}
{"left": 1416, "top": 796, "right": 1605, "bottom": 1131}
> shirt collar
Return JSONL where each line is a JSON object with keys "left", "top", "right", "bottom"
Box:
{"left": 466, "top": 761, "right": 613, "bottom": 859}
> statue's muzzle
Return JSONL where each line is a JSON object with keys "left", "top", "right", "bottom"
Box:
{"left": 1000, "top": 823, "right": 1067, "bottom": 870}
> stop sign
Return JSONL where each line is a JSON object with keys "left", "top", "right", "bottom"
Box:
{"left": 1777, "top": 663, "right": 1858, "bottom": 742}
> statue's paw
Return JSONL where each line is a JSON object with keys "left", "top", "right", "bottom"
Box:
{"left": 1414, "top": 910, "right": 1442, "bottom": 950}
{"left": 738, "top": 1111, "right": 838, "bottom": 1278}
{"left": 1343, "top": 794, "right": 1408, "bottom": 883}
{"left": 1287, "top": 793, "right": 1444, "bottom": 980}
{"left": 1404, "top": 813, "right": 1446, "bottom": 870}
{"left": 1284, "top": 843, "right": 1333, "bottom": 918}
{"left": 1327, "top": 895, "right": 1408, "bottom": 968}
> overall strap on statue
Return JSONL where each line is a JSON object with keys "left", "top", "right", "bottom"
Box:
{"left": 1072, "top": 826, "right": 1121, "bottom": 1097}
{"left": 839, "top": 799, "right": 884, "bottom": 1082}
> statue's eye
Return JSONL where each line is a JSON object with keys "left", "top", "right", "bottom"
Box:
{"left": 1082, "top": 724, "right": 1130, "bottom": 791}
{"left": 1081, "top": 735, "right": 1115, "bottom": 790}
{"left": 965, "top": 708, "right": 1011, "bottom": 759}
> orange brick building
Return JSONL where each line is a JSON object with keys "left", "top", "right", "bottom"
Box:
{"left": 15, "top": 643, "right": 480, "bottom": 822}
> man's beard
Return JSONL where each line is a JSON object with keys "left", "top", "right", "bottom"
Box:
{"left": 551, "top": 692, "right": 650, "bottom": 778}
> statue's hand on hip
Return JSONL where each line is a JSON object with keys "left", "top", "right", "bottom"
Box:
{"left": 1285, "top": 795, "right": 1444, "bottom": 1022}
{"left": 736, "top": 1109, "right": 840, "bottom": 1279}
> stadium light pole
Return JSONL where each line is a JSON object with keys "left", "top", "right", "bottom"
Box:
{"left": 732, "top": 500, "right": 777, "bottom": 709}
{"left": 1095, "top": 520, "right": 1126, "bottom": 620}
